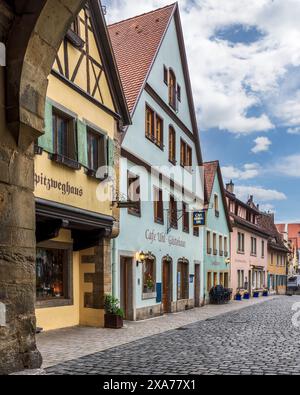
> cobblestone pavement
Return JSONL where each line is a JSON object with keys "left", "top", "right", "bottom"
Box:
{"left": 46, "top": 296, "right": 300, "bottom": 375}
{"left": 39, "top": 296, "right": 274, "bottom": 368}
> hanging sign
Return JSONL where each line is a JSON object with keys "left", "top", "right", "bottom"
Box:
{"left": 193, "top": 210, "right": 206, "bottom": 227}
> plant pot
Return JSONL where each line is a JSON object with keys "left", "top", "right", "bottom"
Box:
{"left": 263, "top": 292, "right": 269, "bottom": 297}
{"left": 253, "top": 292, "right": 259, "bottom": 298}
{"left": 104, "top": 314, "right": 123, "bottom": 329}
{"left": 235, "top": 294, "right": 242, "bottom": 301}
{"left": 243, "top": 294, "right": 250, "bottom": 300}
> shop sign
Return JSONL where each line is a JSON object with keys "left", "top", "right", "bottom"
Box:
{"left": 193, "top": 210, "right": 206, "bottom": 227}
{"left": 145, "top": 229, "right": 186, "bottom": 248}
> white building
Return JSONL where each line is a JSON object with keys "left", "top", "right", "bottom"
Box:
{"left": 108, "top": 4, "right": 205, "bottom": 320}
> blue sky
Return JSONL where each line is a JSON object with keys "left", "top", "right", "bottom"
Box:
{"left": 105, "top": 0, "right": 300, "bottom": 223}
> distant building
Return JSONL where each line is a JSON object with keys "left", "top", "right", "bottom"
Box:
{"left": 225, "top": 182, "right": 269, "bottom": 296}
{"left": 276, "top": 224, "right": 299, "bottom": 275}
{"left": 259, "top": 215, "right": 290, "bottom": 295}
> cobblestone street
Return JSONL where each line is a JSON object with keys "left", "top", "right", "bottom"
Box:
{"left": 45, "top": 296, "right": 300, "bottom": 375}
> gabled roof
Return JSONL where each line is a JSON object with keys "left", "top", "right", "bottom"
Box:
{"left": 258, "top": 213, "right": 290, "bottom": 253}
{"left": 204, "top": 161, "right": 232, "bottom": 232}
{"left": 108, "top": 3, "right": 203, "bottom": 165}
{"left": 108, "top": 4, "right": 176, "bottom": 113}
{"left": 88, "top": 0, "right": 131, "bottom": 125}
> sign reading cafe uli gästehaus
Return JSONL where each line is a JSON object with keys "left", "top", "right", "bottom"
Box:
{"left": 145, "top": 229, "right": 186, "bottom": 248}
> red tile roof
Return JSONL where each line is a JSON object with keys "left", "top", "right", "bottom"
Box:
{"left": 204, "top": 161, "right": 218, "bottom": 203}
{"left": 108, "top": 4, "right": 176, "bottom": 113}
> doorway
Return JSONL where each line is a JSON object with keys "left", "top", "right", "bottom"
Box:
{"left": 120, "top": 257, "right": 133, "bottom": 320}
{"left": 162, "top": 258, "right": 173, "bottom": 314}
{"left": 194, "top": 264, "right": 200, "bottom": 307}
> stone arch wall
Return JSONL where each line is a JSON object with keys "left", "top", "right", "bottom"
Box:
{"left": 0, "top": 0, "right": 86, "bottom": 375}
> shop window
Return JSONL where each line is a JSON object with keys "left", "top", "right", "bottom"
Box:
{"left": 87, "top": 128, "right": 107, "bottom": 172}
{"left": 177, "top": 260, "right": 189, "bottom": 300}
{"left": 143, "top": 258, "right": 156, "bottom": 294}
{"left": 128, "top": 171, "right": 141, "bottom": 216}
{"left": 53, "top": 109, "right": 78, "bottom": 162}
{"left": 154, "top": 187, "right": 164, "bottom": 224}
{"left": 169, "top": 69, "right": 177, "bottom": 110}
{"left": 169, "top": 126, "right": 176, "bottom": 164}
{"left": 182, "top": 202, "right": 189, "bottom": 233}
{"left": 224, "top": 272, "right": 229, "bottom": 288}
{"left": 36, "top": 245, "right": 72, "bottom": 303}
{"left": 207, "top": 272, "right": 212, "bottom": 292}
{"left": 169, "top": 195, "right": 178, "bottom": 229}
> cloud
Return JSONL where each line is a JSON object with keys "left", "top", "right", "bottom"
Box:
{"left": 222, "top": 163, "right": 260, "bottom": 180}
{"left": 251, "top": 136, "right": 272, "bottom": 153}
{"left": 287, "top": 127, "right": 300, "bottom": 135}
{"left": 274, "top": 154, "right": 300, "bottom": 177}
{"left": 234, "top": 186, "right": 287, "bottom": 202}
{"left": 259, "top": 203, "right": 276, "bottom": 213}
{"left": 105, "top": 0, "right": 300, "bottom": 134}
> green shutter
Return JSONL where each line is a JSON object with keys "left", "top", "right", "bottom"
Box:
{"left": 77, "top": 119, "right": 88, "bottom": 167}
{"left": 108, "top": 137, "right": 115, "bottom": 167}
{"left": 39, "top": 99, "right": 54, "bottom": 153}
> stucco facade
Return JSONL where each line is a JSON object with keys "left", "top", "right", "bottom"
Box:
{"left": 203, "top": 162, "right": 232, "bottom": 303}
{"left": 109, "top": 5, "right": 205, "bottom": 320}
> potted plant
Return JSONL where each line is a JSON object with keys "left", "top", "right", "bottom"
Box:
{"left": 235, "top": 291, "right": 242, "bottom": 301}
{"left": 253, "top": 289, "right": 260, "bottom": 298}
{"left": 104, "top": 294, "right": 124, "bottom": 329}
{"left": 243, "top": 291, "right": 250, "bottom": 300}
{"left": 262, "top": 289, "right": 269, "bottom": 297}
{"left": 145, "top": 274, "right": 154, "bottom": 293}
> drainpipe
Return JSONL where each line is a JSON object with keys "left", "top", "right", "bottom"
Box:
{"left": 112, "top": 238, "right": 117, "bottom": 298}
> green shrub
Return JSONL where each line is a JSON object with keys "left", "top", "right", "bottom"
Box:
{"left": 104, "top": 294, "right": 124, "bottom": 318}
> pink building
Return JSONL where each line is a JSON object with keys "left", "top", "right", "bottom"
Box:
{"left": 225, "top": 182, "right": 269, "bottom": 295}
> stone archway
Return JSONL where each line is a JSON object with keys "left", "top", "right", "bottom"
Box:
{"left": 0, "top": 0, "right": 86, "bottom": 375}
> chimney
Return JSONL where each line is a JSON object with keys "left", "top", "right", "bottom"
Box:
{"left": 226, "top": 180, "right": 234, "bottom": 194}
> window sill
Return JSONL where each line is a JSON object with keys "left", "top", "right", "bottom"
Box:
{"left": 49, "top": 153, "right": 81, "bottom": 170}
{"left": 237, "top": 251, "right": 245, "bottom": 255}
{"left": 145, "top": 135, "right": 164, "bottom": 151}
{"left": 170, "top": 224, "right": 178, "bottom": 230}
{"left": 35, "top": 146, "right": 43, "bottom": 155}
{"left": 154, "top": 219, "right": 164, "bottom": 226}
{"left": 183, "top": 228, "right": 190, "bottom": 234}
{"left": 84, "top": 168, "right": 108, "bottom": 181}
{"left": 142, "top": 292, "right": 157, "bottom": 300}
{"left": 169, "top": 159, "right": 177, "bottom": 166}
{"left": 36, "top": 299, "right": 73, "bottom": 309}
{"left": 251, "top": 253, "right": 257, "bottom": 257}
{"left": 128, "top": 209, "right": 142, "bottom": 218}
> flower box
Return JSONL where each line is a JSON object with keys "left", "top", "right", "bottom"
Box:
{"left": 104, "top": 314, "right": 123, "bottom": 329}
{"left": 253, "top": 291, "right": 260, "bottom": 298}
{"left": 235, "top": 294, "right": 242, "bottom": 301}
{"left": 243, "top": 293, "right": 250, "bottom": 300}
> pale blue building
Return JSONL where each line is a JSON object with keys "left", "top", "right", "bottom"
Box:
{"left": 203, "top": 161, "right": 232, "bottom": 303}
{"left": 108, "top": 4, "right": 205, "bottom": 320}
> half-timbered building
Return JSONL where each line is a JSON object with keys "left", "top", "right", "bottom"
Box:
{"left": 34, "top": 1, "right": 130, "bottom": 330}
{"left": 108, "top": 4, "right": 205, "bottom": 320}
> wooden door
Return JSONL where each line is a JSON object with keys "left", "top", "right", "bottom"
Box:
{"left": 194, "top": 264, "right": 200, "bottom": 307}
{"left": 162, "top": 261, "right": 172, "bottom": 313}
{"left": 120, "top": 257, "right": 133, "bottom": 320}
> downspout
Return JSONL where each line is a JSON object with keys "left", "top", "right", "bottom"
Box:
{"left": 112, "top": 238, "right": 117, "bottom": 297}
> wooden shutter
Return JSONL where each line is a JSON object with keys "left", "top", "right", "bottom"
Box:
{"left": 77, "top": 120, "right": 88, "bottom": 167}
{"left": 39, "top": 99, "right": 54, "bottom": 153}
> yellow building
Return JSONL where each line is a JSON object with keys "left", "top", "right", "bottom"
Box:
{"left": 259, "top": 214, "right": 289, "bottom": 295}
{"left": 34, "top": 2, "right": 130, "bottom": 331}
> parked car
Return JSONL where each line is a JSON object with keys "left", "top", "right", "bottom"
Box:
{"left": 287, "top": 275, "right": 300, "bottom": 293}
